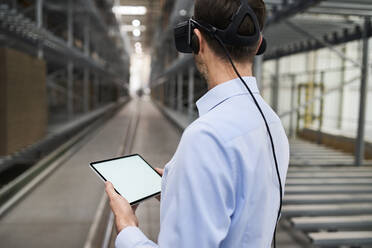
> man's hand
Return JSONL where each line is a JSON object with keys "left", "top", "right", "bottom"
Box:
{"left": 105, "top": 168, "right": 164, "bottom": 232}
{"left": 105, "top": 181, "right": 138, "bottom": 233}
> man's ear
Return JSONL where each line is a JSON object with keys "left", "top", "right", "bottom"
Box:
{"left": 255, "top": 35, "right": 263, "bottom": 54}
{"left": 193, "top": 28, "right": 203, "bottom": 54}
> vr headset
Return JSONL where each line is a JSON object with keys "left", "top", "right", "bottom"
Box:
{"left": 174, "top": 0, "right": 266, "bottom": 55}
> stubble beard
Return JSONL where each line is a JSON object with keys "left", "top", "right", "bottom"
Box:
{"left": 194, "top": 55, "right": 210, "bottom": 84}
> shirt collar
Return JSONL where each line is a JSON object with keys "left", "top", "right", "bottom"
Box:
{"left": 196, "top": 77, "right": 260, "bottom": 116}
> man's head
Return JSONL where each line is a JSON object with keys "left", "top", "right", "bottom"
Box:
{"left": 193, "top": 0, "right": 266, "bottom": 83}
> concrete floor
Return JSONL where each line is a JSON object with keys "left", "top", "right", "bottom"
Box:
{"left": 128, "top": 98, "right": 181, "bottom": 242}
{"left": 0, "top": 98, "right": 307, "bottom": 247}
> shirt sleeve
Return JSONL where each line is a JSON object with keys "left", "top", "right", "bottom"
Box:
{"left": 115, "top": 121, "right": 235, "bottom": 248}
{"left": 115, "top": 227, "right": 157, "bottom": 248}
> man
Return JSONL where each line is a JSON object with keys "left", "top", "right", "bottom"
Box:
{"left": 105, "top": 0, "right": 289, "bottom": 247}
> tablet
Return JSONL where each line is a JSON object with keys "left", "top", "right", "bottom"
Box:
{"left": 90, "top": 154, "right": 162, "bottom": 205}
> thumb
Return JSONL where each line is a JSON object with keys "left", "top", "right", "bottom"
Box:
{"left": 105, "top": 181, "right": 118, "bottom": 200}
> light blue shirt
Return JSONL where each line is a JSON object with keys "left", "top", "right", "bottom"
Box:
{"left": 116, "top": 77, "right": 289, "bottom": 248}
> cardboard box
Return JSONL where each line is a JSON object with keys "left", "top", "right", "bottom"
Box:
{"left": 0, "top": 47, "right": 47, "bottom": 156}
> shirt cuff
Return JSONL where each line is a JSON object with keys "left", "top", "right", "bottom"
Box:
{"left": 115, "top": 226, "right": 156, "bottom": 248}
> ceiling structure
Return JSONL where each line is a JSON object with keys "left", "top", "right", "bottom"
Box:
{"left": 265, "top": 0, "right": 372, "bottom": 17}
{"left": 263, "top": 0, "right": 372, "bottom": 60}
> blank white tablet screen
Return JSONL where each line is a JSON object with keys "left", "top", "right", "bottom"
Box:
{"left": 91, "top": 155, "right": 161, "bottom": 204}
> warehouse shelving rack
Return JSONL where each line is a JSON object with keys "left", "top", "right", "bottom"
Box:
{"left": 0, "top": 0, "right": 130, "bottom": 119}
{"left": 0, "top": 0, "right": 130, "bottom": 178}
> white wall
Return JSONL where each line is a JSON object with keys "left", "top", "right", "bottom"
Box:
{"left": 261, "top": 38, "right": 372, "bottom": 142}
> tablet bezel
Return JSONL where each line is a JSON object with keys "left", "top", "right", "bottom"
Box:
{"left": 90, "top": 154, "right": 162, "bottom": 205}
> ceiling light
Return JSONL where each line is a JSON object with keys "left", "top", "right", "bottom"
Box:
{"left": 112, "top": 6, "right": 147, "bottom": 15}
{"left": 133, "top": 29, "right": 141, "bottom": 37}
{"left": 132, "top": 19, "right": 141, "bottom": 27}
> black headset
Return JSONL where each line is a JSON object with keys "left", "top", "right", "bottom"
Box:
{"left": 174, "top": 0, "right": 267, "bottom": 55}
{"left": 174, "top": 1, "right": 282, "bottom": 248}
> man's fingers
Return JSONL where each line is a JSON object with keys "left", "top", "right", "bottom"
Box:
{"left": 103, "top": 182, "right": 139, "bottom": 232}
{"left": 105, "top": 181, "right": 118, "bottom": 200}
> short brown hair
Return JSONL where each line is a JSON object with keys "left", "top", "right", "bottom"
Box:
{"left": 194, "top": 0, "right": 266, "bottom": 63}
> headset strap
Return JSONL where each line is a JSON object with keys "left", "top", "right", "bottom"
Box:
{"left": 191, "top": 0, "right": 261, "bottom": 47}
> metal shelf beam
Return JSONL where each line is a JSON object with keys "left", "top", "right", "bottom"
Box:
{"left": 266, "top": 0, "right": 323, "bottom": 27}
{"left": 0, "top": 3, "right": 127, "bottom": 79}
{"left": 264, "top": 21, "right": 371, "bottom": 61}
